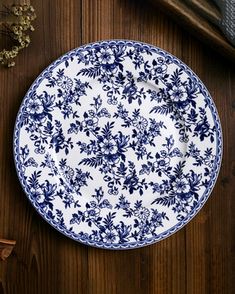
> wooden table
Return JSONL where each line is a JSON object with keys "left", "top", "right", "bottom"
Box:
{"left": 0, "top": 0, "right": 234, "bottom": 293}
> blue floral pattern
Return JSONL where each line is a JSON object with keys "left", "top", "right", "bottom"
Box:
{"left": 14, "top": 40, "right": 222, "bottom": 249}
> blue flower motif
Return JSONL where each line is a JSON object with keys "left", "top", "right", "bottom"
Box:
{"left": 102, "top": 229, "right": 117, "bottom": 244}
{"left": 151, "top": 63, "right": 167, "bottom": 78}
{"left": 84, "top": 207, "right": 100, "bottom": 219}
{"left": 61, "top": 165, "right": 74, "bottom": 181}
{"left": 169, "top": 85, "right": 190, "bottom": 110}
{"left": 154, "top": 157, "right": 170, "bottom": 170}
{"left": 204, "top": 154, "right": 216, "bottom": 168}
{"left": 172, "top": 176, "right": 191, "bottom": 195}
{"left": 26, "top": 98, "right": 44, "bottom": 120}
{"left": 134, "top": 207, "right": 150, "bottom": 221}
{"left": 132, "top": 116, "right": 148, "bottom": 130}
{"left": 82, "top": 116, "right": 98, "bottom": 130}
{"left": 100, "top": 138, "right": 118, "bottom": 156}
{"left": 97, "top": 48, "right": 115, "bottom": 65}
{"left": 57, "top": 75, "right": 73, "bottom": 91}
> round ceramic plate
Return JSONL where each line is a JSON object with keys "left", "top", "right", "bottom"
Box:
{"left": 14, "top": 40, "right": 222, "bottom": 249}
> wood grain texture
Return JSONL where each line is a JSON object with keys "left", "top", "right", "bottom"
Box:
{"left": 186, "top": 0, "right": 221, "bottom": 24}
{"left": 0, "top": 0, "right": 234, "bottom": 293}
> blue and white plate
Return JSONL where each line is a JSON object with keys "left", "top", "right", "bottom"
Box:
{"left": 14, "top": 40, "right": 222, "bottom": 249}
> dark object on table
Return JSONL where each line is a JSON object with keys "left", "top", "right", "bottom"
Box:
{"left": 214, "top": 0, "right": 235, "bottom": 46}
{"left": 149, "top": 0, "right": 235, "bottom": 60}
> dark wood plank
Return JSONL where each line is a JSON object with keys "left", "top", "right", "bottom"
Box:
{"left": 0, "top": 0, "right": 234, "bottom": 293}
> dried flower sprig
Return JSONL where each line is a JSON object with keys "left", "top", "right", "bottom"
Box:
{"left": 0, "top": 4, "right": 36, "bottom": 67}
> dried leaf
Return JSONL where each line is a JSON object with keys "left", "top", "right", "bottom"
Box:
{"left": 0, "top": 239, "right": 16, "bottom": 261}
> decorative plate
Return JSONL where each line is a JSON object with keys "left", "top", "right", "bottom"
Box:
{"left": 14, "top": 40, "right": 222, "bottom": 249}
